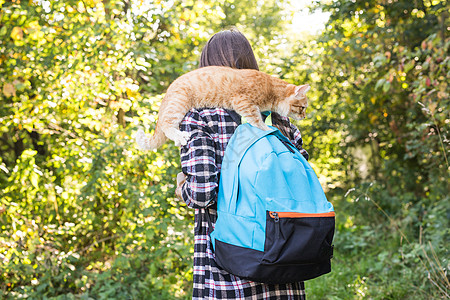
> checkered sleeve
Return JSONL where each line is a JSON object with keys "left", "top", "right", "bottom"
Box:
{"left": 288, "top": 123, "right": 309, "bottom": 161}
{"left": 179, "top": 110, "right": 218, "bottom": 209}
{"left": 276, "top": 116, "right": 309, "bottom": 161}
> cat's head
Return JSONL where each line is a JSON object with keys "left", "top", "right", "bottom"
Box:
{"left": 278, "top": 84, "right": 310, "bottom": 120}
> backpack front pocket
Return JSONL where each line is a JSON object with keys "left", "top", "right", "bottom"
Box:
{"left": 261, "top": 211, "right": 335, "bottom": 265}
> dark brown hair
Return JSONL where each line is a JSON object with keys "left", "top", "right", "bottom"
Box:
{"left": 199, "top": 28, "right": 259, "bottom": 70}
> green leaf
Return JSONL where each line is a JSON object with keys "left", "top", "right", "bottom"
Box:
{"left": 382, "top": 81, "right": 391, "bottom": 93}
{"left": 30, "top": 171, "right": 39, "bottom": 189}
{"left": 404, "top": 60, "right": 415, "bottom": 73}
{"left": 375, "top": 78, "right": 385, "bottom": 90}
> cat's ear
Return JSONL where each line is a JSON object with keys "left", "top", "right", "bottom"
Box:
{"left": 294, "top": 84, "right": 310, "bottom": 98}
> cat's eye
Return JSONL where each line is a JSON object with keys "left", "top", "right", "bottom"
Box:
{"left": 292, "top": 104, "right": 306, "bottom": 111}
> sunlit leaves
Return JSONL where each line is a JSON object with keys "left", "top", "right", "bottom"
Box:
{"left": 2, "top": 0, "right": 447, "bottom": 297}
{"left": 10, "top": 26, "right": 23, "bottom": 41}
{"left": 307, "top": 1, "right": 448, "bottom": 297}
{"left": 0, "top": 0, "right": 295, "bottom": 297}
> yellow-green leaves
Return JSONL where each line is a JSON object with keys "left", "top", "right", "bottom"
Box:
{"left": 10, "top": 27, "right": 23, "bottom": 40}
{"left": 0, "top": 0, "right": 294, "bottom": 298}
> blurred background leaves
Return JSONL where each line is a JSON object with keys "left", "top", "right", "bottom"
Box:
{"left": 0, "top": 0, "right": 448, "bottom": 299}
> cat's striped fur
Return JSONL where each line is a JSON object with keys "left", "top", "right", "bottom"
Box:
{"left": 136, "top": 66, "right": 310, "bottom": 150}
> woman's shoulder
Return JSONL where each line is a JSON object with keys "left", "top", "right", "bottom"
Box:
{"left": 183, "top": 108, "right": 237, "bottom": 124}
{"left": 181, "top": 108, "right": 239, "bottom": 135}
{"left": 185, "top": 107, "right": 230, "bottom": 117}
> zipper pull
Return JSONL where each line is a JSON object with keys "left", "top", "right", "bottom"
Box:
{"left": 270, "top": 212, "right": 280, "bottom": 222}
{"left": 270, "top": 212, "right": 281, "bottom": 239}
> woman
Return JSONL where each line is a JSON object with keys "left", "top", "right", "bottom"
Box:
{"left": 176, "top": 28, "right": 309, "bottom": 299}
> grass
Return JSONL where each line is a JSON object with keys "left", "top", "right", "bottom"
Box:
{"left": 307, "top": 191, "right": 449, "bottom": 300}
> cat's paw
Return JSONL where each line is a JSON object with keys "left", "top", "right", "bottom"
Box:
{"left": 173, "top": 131, "right": 190, "bottom": 146}
{"left": 262, "top": 124, "right": 271, "bottom": 131}
{"left": 255, "top": 123, "right": 271, "bottom": 131}
{"left": 248, "top": 122, "right": 271, "bottom": 131}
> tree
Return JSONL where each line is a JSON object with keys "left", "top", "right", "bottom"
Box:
{"left": 0, "top": 0, "right": 291, "bottom": 297}
{"left": 299, "top": 0, "right": 449, "bottom": 297}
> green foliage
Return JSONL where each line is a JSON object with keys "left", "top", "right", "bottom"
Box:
{"left": 300, "top": 0, "right": 449, "bottom": 298}
{"left": 1, "top": 0, "right": 448, "bottom": 298}
{"left": 0, "top": 0, "right": 291, "bottom": 298}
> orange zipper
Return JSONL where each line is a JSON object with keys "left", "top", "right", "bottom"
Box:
{"left": 269, "top": 211, "right": 335, "bottom": 218}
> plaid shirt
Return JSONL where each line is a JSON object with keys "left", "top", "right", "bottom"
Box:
{"left": 180, "top": 108, "right": 308, "bottom": 300}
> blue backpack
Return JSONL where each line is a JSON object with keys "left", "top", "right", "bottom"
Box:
{"left": 209, "top": 113, "right": 335, "bottom": 284}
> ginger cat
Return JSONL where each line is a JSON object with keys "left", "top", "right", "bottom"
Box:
{"left": 136, "top": 66, "right": 310, "bottom": 150}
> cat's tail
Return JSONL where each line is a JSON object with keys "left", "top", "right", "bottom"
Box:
{"left": 135, "top": 126, "right": 167, "bottom": 150}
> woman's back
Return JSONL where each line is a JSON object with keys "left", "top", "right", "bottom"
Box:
{"left": 179, "top": 107, "right": 307, "bottom": 299}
